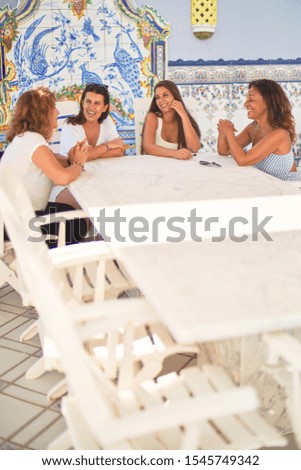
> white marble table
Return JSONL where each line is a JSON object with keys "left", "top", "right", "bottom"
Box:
{"left": 69, "top": 154, "right": 301, "bottom": 338}
{"left": 70, "top": 153, "right": 300, "bottom": 210}
{"left": 69, "top": 153, "right": 301, "bottom": 432}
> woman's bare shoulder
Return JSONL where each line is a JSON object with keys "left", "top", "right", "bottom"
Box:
{"left": 145, "top": 112, "right": 159, "bottom": 127}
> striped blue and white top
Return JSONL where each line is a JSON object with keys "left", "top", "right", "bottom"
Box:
{"left": 254, "top": 149, "right": 299, "bottom": 181}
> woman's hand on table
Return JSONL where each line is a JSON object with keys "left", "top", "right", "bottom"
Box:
{"left": 106, "top": 137, "right": 125, "bottom": 151}
{"left": 171, "top": 148, "right": 193, "bottom": 160}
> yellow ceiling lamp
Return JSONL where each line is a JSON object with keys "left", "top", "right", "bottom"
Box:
{"left": 192, "top": 0, "right": 217, "bottom": 39}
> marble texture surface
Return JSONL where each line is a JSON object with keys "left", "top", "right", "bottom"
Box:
{"left": 69, "top": 153, "right": 301, "bottom": 436}
{"left": 70, "top": 153, "right": 301, "bottom": 209}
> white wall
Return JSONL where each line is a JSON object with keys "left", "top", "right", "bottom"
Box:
{"left": 135, "top": 0, "right": 301, "bottom": 62}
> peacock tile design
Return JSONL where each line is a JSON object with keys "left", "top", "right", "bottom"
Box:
{"left": 0, "top": 0, "right": 170, "bottom": 154}
{"left": 1, "top": 1, "right": 301, "bottom": 156}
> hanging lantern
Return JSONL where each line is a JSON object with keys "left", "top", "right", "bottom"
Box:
{"left": 191, "top": 0, "right": 217, "bottom": 39}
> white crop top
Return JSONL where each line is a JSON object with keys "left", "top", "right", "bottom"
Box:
{"left": 155, "top": 117, "right": 179, "bottom": 150}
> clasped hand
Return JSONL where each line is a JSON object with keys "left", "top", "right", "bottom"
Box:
{"left": 217, "top": 119, "right": 237, "bottom": 136}
{"left": 68, "top": 139, "right": 89, "bottom": 164}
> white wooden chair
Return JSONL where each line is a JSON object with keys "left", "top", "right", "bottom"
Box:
{"left": 1, "top": 100, "right": 78, "bottom": 292}
{"left": 48, "top": 100, "right": 79, "bottom": 202}
{"left": 49, "top": 100, "right": 79, "bottom": 152}
{"left": 263, "top": 332, "right": 301, "bottom": 448}
{"left": 0, "top": 166, "right": 198, "bottom": 399}
{"left": 0, "top": 166, "right": 286, "bottom": 450}
{"left": 0, "top": 213, "right": 19, "bottom": 291}
{"left": 134, "top": 96, "right": 199, "bottom": 154}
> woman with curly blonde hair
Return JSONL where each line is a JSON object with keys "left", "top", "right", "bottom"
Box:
{"left": 2, "top": 87, "right": 88, "bottom": 246}
{"left": 217, "top": 79, "right": 298, "bottom": 181}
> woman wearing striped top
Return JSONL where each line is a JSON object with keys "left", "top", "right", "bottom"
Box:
{"left": 217, "top": 79, "right": 299, "bottom": 181}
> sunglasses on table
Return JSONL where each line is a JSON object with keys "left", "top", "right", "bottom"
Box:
{"left": 199, "top": 160, "right": 222, "bottom": 168}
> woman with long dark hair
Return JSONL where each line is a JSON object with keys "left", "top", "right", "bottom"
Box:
{"left": 142, "top": 80, "right": 201, "bottom": 159}
{"left": 57, "top": 83, "right": 125, "bottom": 208}
{"left": 61, "top": 83, "right": 125, "bottom": 160}
{"left": 217, "top": 79, "right": 298, "bottom": 181}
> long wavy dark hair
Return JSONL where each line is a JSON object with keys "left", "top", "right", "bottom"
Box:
{"left": 6, "top": 87, "right": 56, "bottom": 142}
{"left": 249, "top": 79, "right": 296, "bottom": 144}
{"left": 145, "top": 80, "right": 201, "bottom": 149}
{"left": 67, "top": 83, "right": 110, "bottom": 125}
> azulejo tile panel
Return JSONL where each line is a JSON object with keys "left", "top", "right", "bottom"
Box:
{"left": 1, "top": 2, "right": 301, "bottom": 155}
{"left": 0, "top": 0, "right": 170, "bottom": 154}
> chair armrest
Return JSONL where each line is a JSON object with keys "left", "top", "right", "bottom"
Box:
{"left": 49, "top": 241, "right": 112, "bottom": 268}
{"left": 104, "top": 386, "right": 258, "bottom": 445}
{"left": 34, "top": 210, "right": 88, "bottom": 247}
{"left": 263, "top": 333, "right": 301, "bottom": 372}
{"left": 71, "top": 297, "right": 158, "bottom": 337}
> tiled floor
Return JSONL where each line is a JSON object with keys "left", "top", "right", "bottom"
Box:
{"left": 0, "top": 282, "right": 298, "bottom": 451}
{"left": 0, "top": 282, "right": 197, "bottom": 450}
{"left": 0, "top": 283, "right": 66, "bottom": 450}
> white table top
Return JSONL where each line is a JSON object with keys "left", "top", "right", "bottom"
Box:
{"left": 70, "top": 153, "right": 300, "bottom": 210}
{"left": 69, "top": 153, "right": 301, "bottom": 343}
{"left": 113, "top": 231, "right": 301, "bottom": 343}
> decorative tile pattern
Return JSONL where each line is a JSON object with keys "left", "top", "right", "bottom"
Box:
{"left": 0, "top": 0, "right": 170, "bottom": 153}
{"left": 168, "top": 66, "right": 301, "bottom": 153}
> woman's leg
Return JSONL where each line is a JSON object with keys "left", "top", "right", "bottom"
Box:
{"left": 55, "top": 188, "right": 82, "bottom": 210}
{"left": 36, "top": 202, "right": 88, "bottom": 248}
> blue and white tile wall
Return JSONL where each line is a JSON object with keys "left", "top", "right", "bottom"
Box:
{"left": 0, "top": 0, "right": 170, "bottom": 154}
{"left": 1, "top": 1, "right": 301, "bottom": 156}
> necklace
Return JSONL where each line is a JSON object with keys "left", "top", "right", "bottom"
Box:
{"left": 252, "top": 122, "right": 274, "bottom": 144}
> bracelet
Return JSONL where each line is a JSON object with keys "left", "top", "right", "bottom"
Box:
{"left": 104, "top": 143, "right": 110, "bottom": 152}
{"left": 72, "top": 161, "right": 84, "bottom": 169}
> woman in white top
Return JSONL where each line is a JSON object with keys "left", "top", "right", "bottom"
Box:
{"left": 142, "top": 80, "right": 201, "bottom": 159}
{"left": 57, "top": 83, "right": 125, "bottom": 207}
{"left": 1, "top": 87, "right": 88, "bottom": 246}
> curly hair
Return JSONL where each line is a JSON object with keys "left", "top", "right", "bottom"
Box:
{"left": 249, "top": 79, "right": 296, "bottom": 144}
{"left": 6, "top": 87, "right": 56, "bottom": 143}
{"left": 67, "top": 83, "right": 110, "bottom": 126}
{"left": 146, "top": 80, "right": 201, "bottom": 149}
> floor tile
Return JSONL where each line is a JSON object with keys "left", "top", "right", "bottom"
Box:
{"left": 0, "top": 310, "right": 17, "bottom": 327}
{"left": 0, "top": 441, "right": 23, "bottom": 450}
{"left": 4, "top": 319, "right": 41, "bottom": 346}
{"left": 0, "top": 302, "right": 27, "bottom": 315}
{"left": 0, "top": 346, "right": 29, "bottom": 376}
{"left": 0, "top": 289, "right": 26, "bottom": 308}
{"left": 28, "top": 415, "right": 67, "bottom": 450}
{"left": 0, "top": 394, "right": 43, "bottom": 439}
{"left": 4, "top": 384, "right": 52, "bottom": 407}
{"left": 0, "top": 337, "right": 40, "bottom": 355}
{"left": 12, "top": 409, "right": 61, "bottom": 446}
{"left": 16, "top": 371, "right": 65, "bottom": 395}
{"left": 1, "top": 356, "right": 41, "bottom": 383}
{"left": 0, "top": 285, "right": 15, "bottom": 298}
{"left": 0, "top": 316, "right": 30, "bottom": 336}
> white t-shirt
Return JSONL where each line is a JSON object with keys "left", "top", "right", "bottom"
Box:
{"left": 1, "top": 132, "right": 53, "bottom": 211}
{"left": 60, "top": 116, "right": 119, "bottom": 156}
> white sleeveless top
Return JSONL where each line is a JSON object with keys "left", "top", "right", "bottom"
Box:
{"left": 155, "top": 117, "right": 179, "bottom": 150}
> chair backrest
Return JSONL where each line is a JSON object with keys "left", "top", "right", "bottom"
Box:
{"left": 49, "top": 100, "right": 79, "bottom": 152}
{"left": 0, "top": 212, "right": 19, "bottom": 291}
{"left": 133, "top": 97, "right": 151, "bottom": 154}
{"left": 133, "top": 96, "right": 200, "bottom": 154}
